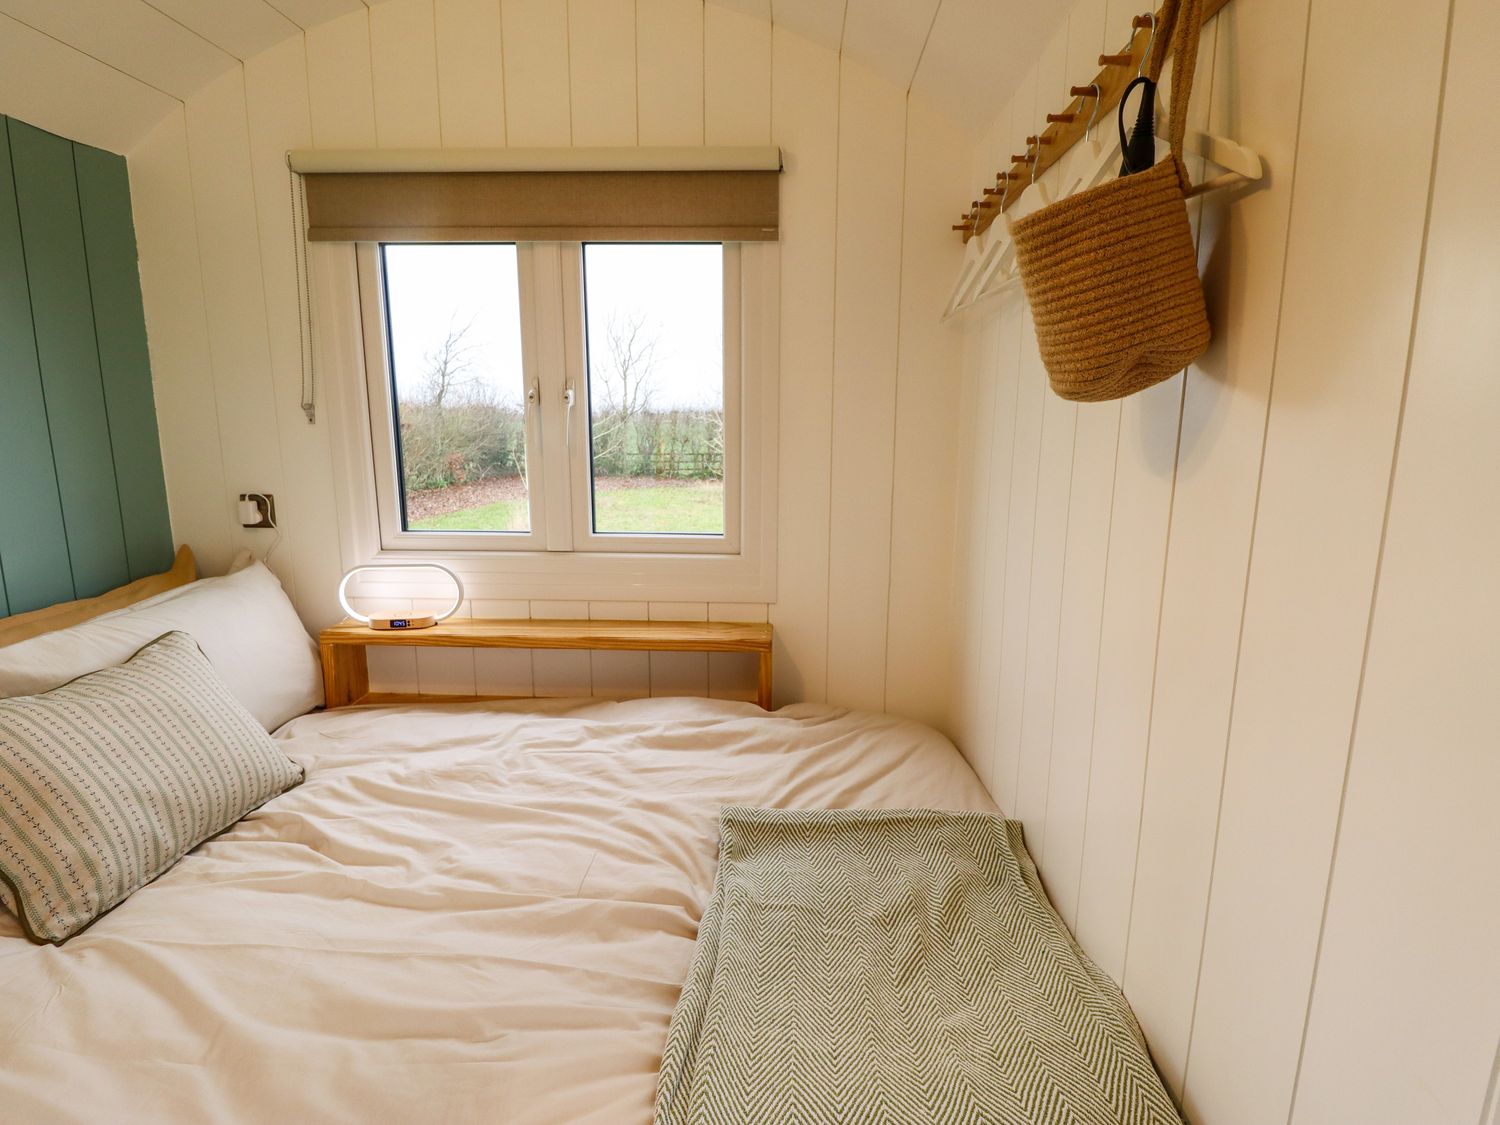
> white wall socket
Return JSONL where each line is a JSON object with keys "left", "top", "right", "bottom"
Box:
{"left": 238, "top": 493, "right": 276, "bottom": 529}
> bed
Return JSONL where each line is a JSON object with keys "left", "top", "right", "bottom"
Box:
{"left": 0, "top": 696, "right": 997, "bottom": 1124}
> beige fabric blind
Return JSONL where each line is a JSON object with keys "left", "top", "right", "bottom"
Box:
{"left": 302, "top": 168, "right": 780, "bottom": 243}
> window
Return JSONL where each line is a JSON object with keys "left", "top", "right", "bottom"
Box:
{"left": 581, "top": 244, "right": 725, "bottom": 538}
{"left": 365, "top": 241, "right": 739, "bottom": 553}
{"left": 347, "top": 237, "right": 774, "bottom": 597}
{"left": 382, "top": 244, "right": 534, "bottom": 536}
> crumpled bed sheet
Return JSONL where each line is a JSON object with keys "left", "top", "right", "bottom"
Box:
{"left": 0, "top": 697, "right": 996, "bottom": 1125}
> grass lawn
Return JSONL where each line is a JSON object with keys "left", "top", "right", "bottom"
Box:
{"left": 410, "top": 497, "right": 529, "bottom": 532}
{"left": 409, "top": 481, "right": 724, "bottom": 534}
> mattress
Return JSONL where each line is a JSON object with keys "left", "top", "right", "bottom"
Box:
{"left": 0, "top": 697, "right": 996, "bottom": 1124}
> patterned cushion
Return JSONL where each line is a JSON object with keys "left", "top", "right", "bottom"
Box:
{"left": 0, "top": 631, "right": 304, "bottom": 944}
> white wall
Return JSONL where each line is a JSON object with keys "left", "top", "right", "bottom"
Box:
{"left": 947, "top": 0, "right": 1500, "bottom": 1122}
{"left": 127, "top": 0, "right": 968, "bottom": 722}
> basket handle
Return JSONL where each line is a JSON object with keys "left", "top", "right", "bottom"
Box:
{"left": 1144, "top": 0, "right": 1205, "bottom": 162}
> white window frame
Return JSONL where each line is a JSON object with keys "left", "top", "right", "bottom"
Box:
{"left": 313, "top": 240, "right": 778, "bottom": 605}
{"left": 361, "top": 242, "right": 550, "bottom": 552}
{"left": 561, "top": 243, "right": 743, "bottom": 556}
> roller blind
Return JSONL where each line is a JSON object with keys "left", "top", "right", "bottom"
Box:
{"left": 293, "top": 148, "right": 782, "bottom": 243}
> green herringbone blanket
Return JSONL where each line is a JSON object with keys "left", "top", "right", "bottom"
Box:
{"left": 655, "top": 807, "right": 1183, "bottom": 1125}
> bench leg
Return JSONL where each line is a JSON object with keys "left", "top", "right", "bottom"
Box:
{"left": 320, "top": 644, "right": 369, "bottom": 709}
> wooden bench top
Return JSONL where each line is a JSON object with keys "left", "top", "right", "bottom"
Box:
{"left": 318, "top": 618, "right": 775, "bottom": 709}
{"left": 319, "top": 617, "right": 772, "bottom": 652}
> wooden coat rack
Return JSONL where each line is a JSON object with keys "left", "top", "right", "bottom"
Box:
{"left": 955, "top": 0, "right": 1235, "bottom": 241}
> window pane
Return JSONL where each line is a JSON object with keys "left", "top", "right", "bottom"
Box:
{"left": 582, "top": 244, "right": 724, "bottom": 536}
{"left": 383, "top": 244, "right": 530, "bottom": 533}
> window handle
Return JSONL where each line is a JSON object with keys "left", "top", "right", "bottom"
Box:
{"left": 564, "top": 383, "right": 576, "bottom": 447}
{"left": 526, "top": 379, "right": 539, "bottom": 413}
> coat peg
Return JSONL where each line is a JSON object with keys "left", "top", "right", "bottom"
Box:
{"left": 983, "top": 186, "right": 1004, "bottom": 196}
{"left": 1046, "top": 112, "right": 1075, "bottom": 124}
{"left": 1026, "top": 134, "right": 1054, "bottom": 146}
{"left": 1070, "top": 85, "right": 1099, "bottom": 98}
{"left": 1099, "top": 52, "right": 1133, "bottom": 66}
{"left": 1132, "top": 13, "right": 1154, "bottom": 28}
{"left": 1010, "top": 153, "right": 1035, "bottom": 164}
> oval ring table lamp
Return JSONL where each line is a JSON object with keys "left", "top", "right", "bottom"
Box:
{"left": 337, "top": 564, "right": 465, "bottom": 630}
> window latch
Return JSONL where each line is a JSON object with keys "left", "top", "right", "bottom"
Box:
{"left": 564, "top": 383, "right": 576, "bottom": 447}
{"left": 526, "top": 379, "right": 539, "bottom": 412}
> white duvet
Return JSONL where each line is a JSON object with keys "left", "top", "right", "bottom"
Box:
{"left": 0, "top": 698, "right": 996, "bottom": 1124}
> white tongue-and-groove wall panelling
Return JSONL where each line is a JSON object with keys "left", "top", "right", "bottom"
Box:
{"left": 0, "top": 0, "right": 1077, "bottom": 151}
{"left": 126, "top": 0, "right": 969, "bottom": 724}
{"left": 947, "top": 0, "right": 1499, "bottom": 1121}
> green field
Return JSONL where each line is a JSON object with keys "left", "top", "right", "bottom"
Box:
{"left": 410, "top": 482, "right": 724, "bottom": 535}
{"left": 411, "top": 497, "right": 529, "bottom": 532}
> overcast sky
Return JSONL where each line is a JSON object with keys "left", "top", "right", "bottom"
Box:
{"left": 382, "top": 242, "right": 724, "bottom": 410}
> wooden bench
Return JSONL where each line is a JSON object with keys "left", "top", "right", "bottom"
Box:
{"left": 319, "top": 618, "right": 775, "bottom": 710}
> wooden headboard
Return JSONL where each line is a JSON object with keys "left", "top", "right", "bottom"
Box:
{"left": 0, "top": 115, "right": 172, "bottom": 617}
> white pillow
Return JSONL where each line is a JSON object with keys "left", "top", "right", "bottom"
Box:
{"left": 0, "top": 562, "right": 322, "bottom": 731}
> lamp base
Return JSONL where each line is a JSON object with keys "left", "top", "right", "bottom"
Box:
{"left": 367, "top": 615, "right": 438, "bottom": 631}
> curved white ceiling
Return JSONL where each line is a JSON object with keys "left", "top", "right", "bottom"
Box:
{"left": 0, "top": 0, "right": 1069, "bottom": 155}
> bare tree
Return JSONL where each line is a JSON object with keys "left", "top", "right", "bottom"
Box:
{"left": 598, "top": 313, "right": 658, "bottom": 414}
{"left": 398, "top": 318, "right": 528, "bottom": 490}
{"left": 422, "top": 316, "right": 478, "bottom": 411}
{"left": 709, "top": 407, "right": 725, "bottom": 474}
{"left": 592, "top": 312, "right": 660, "bottom": 473}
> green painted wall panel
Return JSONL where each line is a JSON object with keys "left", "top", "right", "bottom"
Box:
{"left": 0, "top": 114, "right": 173, "bottom": 619}
{"left": 0, "top": 119, "right": 76, "bottom": 615}
{"left": 8, "top": 119, "right": 130, "bottom": 600}
{"left": 74, "top": 144, "right": 173, "bottom": 581}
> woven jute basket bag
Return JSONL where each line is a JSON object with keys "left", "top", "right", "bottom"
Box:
{"left": 1010, "top": 0, "right": 1210, "bottom": 403}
